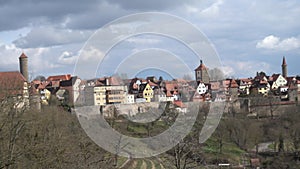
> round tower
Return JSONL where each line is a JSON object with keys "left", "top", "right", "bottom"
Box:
{"left": 19, "top": 52, "right": 29, "bottom": 81}
{"left": 281, "top": 56, "right": 287, "bottom": 78}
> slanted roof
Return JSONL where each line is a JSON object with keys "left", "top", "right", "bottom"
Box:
{"left": 60, "top": 76, "right": 78, "bottom": 87}
{"left": 282, "top": 56, "right": 287, "bottom": 65}
{"left": 19, "top": 52, "right": 28, "bottom": 58}
{"left": 47, "top": 74, "right": 71, "bottom": 81}
{"left": 138, "top": 83, "right": 150, "bottom": 93}
{"left": 148, "top": 80, "right": 158, "bottom": 87}
{"left": 194, "top": 60, "right": 208, "bottom": 71}
{"left": 270, "top": 74, "right": 281, "bottom": 81}
{"left": 165, "top": 82, "right": 178, "bottom": 97}
{"left": 229, "top": 79, "right": 239, "bottom": 88}
{"left": 37, "top": 81, "right": 50, "bottom": 89}
{"left": 0, "top": 71, "right": 27, "bottom": 98}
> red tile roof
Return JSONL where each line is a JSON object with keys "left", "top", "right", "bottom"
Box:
{"left": 0, "top": 71, "right": 27, "bottom": 98}
{"left": 229, "top": 79, "right": 239, "bottom": 88}
{"left": 37, "top": 81, "right": 50, "bottom": 89}
{"left": 19, "top": 52, "right": 28, "bottom": 58}
{"left": 194, "top": 60, "right": 208, "bottom": 71}
{"left": 282, "top": 56, "right": 287, "bottom": 65}
{"left": 165, "top": 82, "right": 178, "bottom": 97}
{"left": 47, "top": 74, "right": 71, "bottom": 81}
{"left": 270, "top": 74, "right": 281, "bottom": 81}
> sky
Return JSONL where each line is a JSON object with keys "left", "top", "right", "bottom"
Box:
{"left": 0, "top": 0, "right": 299, "bottom": 80}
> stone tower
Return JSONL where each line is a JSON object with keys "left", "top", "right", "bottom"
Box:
{"left": 282, "top": 56, "right": 287, "bottom": 78}
{"left": 194, "top": 60, "right": 210, "bottom": 84}
{"left": 19, "top": 52, "right": 29, "bottom": 81}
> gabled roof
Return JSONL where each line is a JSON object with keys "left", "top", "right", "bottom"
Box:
{"left": 229, "top": 79, "right": 239, "bottom": 88}
{"left": 269, "top": 74, "right": 285, "bottom": 82}
{"left": 139, "top": 83, "right": 150, "bottom": 93}
{"left": 164, "top": 82, "right": 179, "bottom": 97}
{"left": 0, "top": 71, "right": 27, "bottom": 98}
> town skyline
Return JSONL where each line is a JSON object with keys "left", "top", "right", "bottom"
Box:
{"left": 0, "top": 0, "right": 300, "bottom": 78}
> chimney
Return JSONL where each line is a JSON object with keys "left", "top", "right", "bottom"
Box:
{"left": 19, "top": 52, "right": 29, "bottom": 81}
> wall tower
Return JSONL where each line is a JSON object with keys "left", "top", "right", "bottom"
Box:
{"left": 282, "top": 56, "right": 287, "bottom": 78}
{"left": 194, "top": 60, "right": 210, "bottom": 84}
{"left": 19, "top": 52, "right": 29, "bottom": 81}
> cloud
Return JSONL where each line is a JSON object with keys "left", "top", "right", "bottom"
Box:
{"left": 200, "top": 0, "right": 224, "bottom": 18}
{"left": 108, "top": 0, "right": 199, "bottom": 10}
{"left": 223, "top": 60, "right": 271, "bottom": 78}
{"left": 256, "top": 35, "right": 300, "bottom": 51}
{"left": 221, "top": 66, "right": 235, "bottom": 77}
{"left": 13, "top": 27, "right": 92, "bottom": 48}
{"left": 58, "top": 51, "right": 78, "bottom": 65}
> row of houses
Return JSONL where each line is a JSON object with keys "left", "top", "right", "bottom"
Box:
{"left": 80, "top": 76, "right": 183, "bottom": 106}
{"left": 193, "top": 57, "right": 300, "bottom": 103}
{"left": 1, "top": 53, "right": 300, "bottom": 111}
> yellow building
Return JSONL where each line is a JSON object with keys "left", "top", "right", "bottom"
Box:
{"left": 138, "top": 83, "right": 153, "bottom": 102}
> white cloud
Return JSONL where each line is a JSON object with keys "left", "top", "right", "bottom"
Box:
{"left": 221, "top": 66, "right": 235, "bottom": 77}
{"left": 58, "top": 51, "right": 78, "bottom": 65}
{"left": 256, "top": 35, "right": 300, "bottom": 51}
{"left": 223, "top": 60, "right": 271, "bottom": 78}
{"left": 200, "top": 0, "right": 224, "bottom": 18}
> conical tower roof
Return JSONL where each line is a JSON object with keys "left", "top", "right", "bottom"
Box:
{"left": 19, "top": 52, "right": 28, "bottom": 58}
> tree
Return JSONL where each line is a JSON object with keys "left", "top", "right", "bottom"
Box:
{"left": 33, "top": 75, "right": 46, "bottom": 81}
{"left": 209, "top": 68, "right": 225, "bottom": 81}
{"left": 182, "top": 74, "right": 192, "bottom": 81}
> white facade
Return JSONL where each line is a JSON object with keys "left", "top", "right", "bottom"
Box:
{"left": 125, "top": 94, "right": 135, "bottom": 104}
{"left": 196, "top": 82, "right": 207, "bottom": 95}
{"left": 73, "top": 78, "right": 81, "bottom": 103}
{"left": 271, "top": 75, "right": 287, "bottom": 90}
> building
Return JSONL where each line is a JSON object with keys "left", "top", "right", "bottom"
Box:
{"left": 237, "top": 78, "right": 252, "bottom": 96}
{"left": 94, "top": 85, "right": 128, "bottom": 106}
{"left": 0, "top": 71, "right": 29, "bottom": 108}
{"left": 138, "top": 83, "right": 153, "bottom": 102}
{"left": 269, "top": 74, "right": 287, "bottom": 90}
{"left": 0, "top": 53, "right": 30, "bottom": 108}
{"left": 196, "top": 82, "right": 207, "bottom": 95}
{"left": 251, "top": 74, "right": 270, "bottom": 96}
{"left": 194, "top": 60, "right": 210, "bottom": 84}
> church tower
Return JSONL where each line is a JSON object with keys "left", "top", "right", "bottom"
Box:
{"left": 19, "top": 52, "right": 29, "bottom": 81}
{"left": 194, "top": 60, "right": 210, "bottom": 84}
{"left": 282, "top": 56, "right": 287, "bottom": 78}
